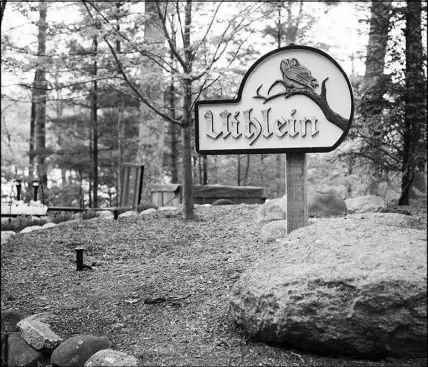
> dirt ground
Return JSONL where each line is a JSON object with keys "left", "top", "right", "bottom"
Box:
{"left": 1, "top": 199, "right": 426, "bottom": 366}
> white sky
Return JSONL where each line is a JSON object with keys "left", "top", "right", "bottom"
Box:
{"left": 1, "top": 1, "right": 368, "bottom": 94}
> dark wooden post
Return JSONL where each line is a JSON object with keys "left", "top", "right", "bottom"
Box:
{"left": 286, "top": 153, "right": 308, "bottom": 234}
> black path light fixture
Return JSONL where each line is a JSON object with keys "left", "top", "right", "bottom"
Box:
{"left": 32, "top": 180, "right": 40, "bottom": 201}
{"left": 75, "top": 247, "right": 84, "bottom": 271}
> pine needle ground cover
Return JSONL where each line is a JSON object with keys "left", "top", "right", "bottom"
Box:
{"left": 1, "top": 201, "right": 426, "bottom": 367}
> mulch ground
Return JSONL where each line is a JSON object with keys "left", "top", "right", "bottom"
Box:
{"left": 1, "top": 200, "right": 427, "bottom": 366}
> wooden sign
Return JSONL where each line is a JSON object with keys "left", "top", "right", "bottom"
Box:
{"left": 194, "top": 45, "right": 354, "bottom": 234}
{"left": 195, "top": 45, "right": 354, "bottom": 154}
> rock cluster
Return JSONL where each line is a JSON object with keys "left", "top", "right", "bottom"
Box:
{"left": 0, "top": 205, "right": 181, "bottom": 244}
{"left": 257, "top": 191, "right": 401, "bottom": 242}
{"left": 1, "top": 311, "right": 138, "bottom": 367}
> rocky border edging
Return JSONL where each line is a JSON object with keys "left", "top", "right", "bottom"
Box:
{"left": 1, "top": 310, "right": 139, "bottom": 367}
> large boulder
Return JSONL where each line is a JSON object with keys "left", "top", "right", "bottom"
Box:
{"left": 229, "top": 214, "right": 427, "bottom": 358}
{"left": 84, "top": 349, "right": 139, "bottom": 367}
{"left": 50, "top": 335, "right": 111, "bottom": 367}
{"left": 345, "top": 195, "right": 385, "bottom": 214}
{"left": 17, "top": 313, "right": 63, "bottom": 352}
{"left": 255, "top": 198, "right": 286, "bottom": 223}
{"left": 308, "top": 188, "right": 346, "bottom": 217}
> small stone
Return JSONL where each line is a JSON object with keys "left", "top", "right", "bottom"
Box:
{"left": 261, "top": 220, "right": 287, "bottom": 242}
{"left": 50, "top": 334, "right": 111, "bottom": 367}
{"left": 84, "top": 349, "right": 139, "bottom": 367}
{"left": 17, "top": 313, "right": 63, "bottom": 352}
{"left": 99, "top": 211, "right": 114, "bottom": 220}
{"left": 56, "top": 219, "right": 81, "bottom": 227}
{"left": 255, "top": 198, "right": 287, "bottom": 223}
{"left": 139, "top": 208, "right": 157, "bottom": 215}
{"left": 345, "top": 195, "right": 385, "bottom": 214}
{"left": 118, "top": 211, "right": 137, "bottom": 218}
{"left": 212, "top": 199, "right": 234, "bottom": 206}
{"left": 158, "top": 206, "right": 177, "bottom": 211}
{"left": 308, "top": 188, "right": 347, "bottom": 217}
{"left": 20, "top": 226, "right": 42, "bottom": 233}
{"left": 1, "top": 231, "right": 16, "bottom": 244}
{"left": 42, "top": 222, "right": 57, "bottom": 229}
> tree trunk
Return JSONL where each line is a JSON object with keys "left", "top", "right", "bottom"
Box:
{"left": 169, "top": 65, "right": 179, "bottom": 183}
{"left": 92, "top": 34, "right": 98, "bottom": 208}
{"left": 181, "top": 0, "right": 194, "bottom": 219}
{"left": 137, "top": 1, "right": 165, "bottom": 200}
{"left": 399, "top": 0, "right": 424, "bottom": 205}
{"left": 363, "top": 1, "right": 392, "bottom": 195}
{"left": 28, "top": 74, "right": 37, "bottom": 201}
{"left": 34, "top": 0, "right": 48, "bottom": 202}
{"left": 117, "top": 94, "right": 124, "bottom": 207}
{"left": 115, "top": 4, "right": 123, "bottom": 207}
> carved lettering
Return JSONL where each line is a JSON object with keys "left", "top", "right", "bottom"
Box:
{"left": 244, "top": 109, "right": 262, "bottom": 146}
{"left": 220, "top": 110, "right": 231, "bottom": 138}
{"left": 309, "top": 117, "right": 319, "bottom": 137}
{"left": 274, "top": 117, "right": 287, "bottom": 137}
{"left": 261, "top": 108, "right": 272, "bottom": 138}
{"left": 288, "top": 109, "right": 298, "bottom": 137}
{"left": 204, "top": 108, "right": 320, "bottom": 145}
{"left": 231, "top": 112, "right": 242, "bottom": 139}
{"left": 300, "top": 117, "right": 319, "bottom": 137}
{"left": 205, "top": 110, "right": 220, "bottom": 139}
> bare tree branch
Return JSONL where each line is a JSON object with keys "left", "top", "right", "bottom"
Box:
{"left": 82, "top": 0, "right": 182, "bottom": 127}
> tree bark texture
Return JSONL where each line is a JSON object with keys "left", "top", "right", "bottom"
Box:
{"left": 363, "top": 1, "right": 392, "bottom": 195}
{"left": 137, "top": 1, "right": 166, "bottom": 201}
{"left": 399, "top": 0, "right": 425, "bottom": 205}
{"left": 34, "top": 0, "right": 48, "bottom": 201}
{"left": 181, "top": 0, "right": 194, "bottom": 219}
{"left": 91, "top": 34, "right": 99, "bottom": 208}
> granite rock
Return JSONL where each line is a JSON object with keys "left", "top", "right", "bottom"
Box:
{"left": 50, "top": 335, "right": 111, "bottom": 367}
{"left": 230, "top": 216, "right": 427, "bottom": 358}
{"left": 345, "top": 195, "right": 385, "bottom": 214}
{"left": 84, "top": 349, "right": 139, "bottom": 367}
{"left": 308, "top": 188, "right": 346, "bottom": 217}
{"left": 17, "top": 313, "right": 63, "bottom": 352}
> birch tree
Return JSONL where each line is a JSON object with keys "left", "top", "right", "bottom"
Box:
{"left": 82, "top": 1, "right": 266, "bottom": 219}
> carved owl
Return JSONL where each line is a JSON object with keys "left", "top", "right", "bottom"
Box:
{"left": 279, "top": 58, "right": 319, "bottom": 91}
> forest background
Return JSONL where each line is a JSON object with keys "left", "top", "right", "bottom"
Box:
{"left": 1, "top": 1, "right": 427, "bottom": 220}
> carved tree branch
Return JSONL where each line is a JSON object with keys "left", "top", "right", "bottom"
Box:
{"left": 253, "top": 77, "right": 349, "bottom": 131}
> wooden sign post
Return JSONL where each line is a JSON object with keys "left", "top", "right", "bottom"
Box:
{"left": 195, "top": 45, "right": 354, "bottom": 234}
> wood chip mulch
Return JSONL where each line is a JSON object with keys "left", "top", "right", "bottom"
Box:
{"left": 1, "top": 202, "right": 426, "bottom": 366}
